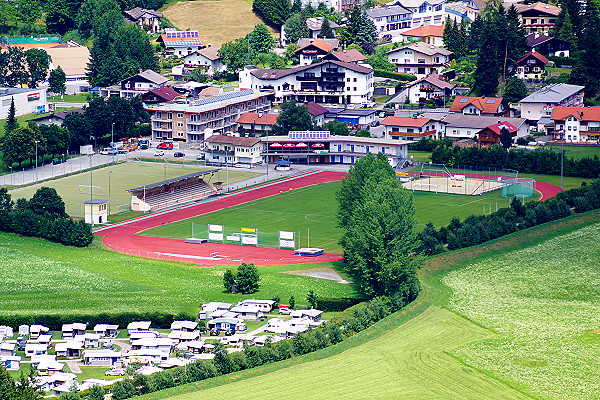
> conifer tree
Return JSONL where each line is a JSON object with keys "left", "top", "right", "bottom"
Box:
{"left": 4, "top": 97, "right": 17, "bottom": 136}
{"left": 473, "top": 15, "right": 500, "bottom": 96}
{"left": 569, "top": 0, "right": 600, "bottom": 97}
{"left": 318, "top": 17, "right": 334, "bottom": 38}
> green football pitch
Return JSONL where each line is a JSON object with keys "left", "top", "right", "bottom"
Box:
{"left": 143, "top": 181, "right": 527, "bottom": 253}
{"left": 8, "top": 162, "right": 260, "bottom": 218}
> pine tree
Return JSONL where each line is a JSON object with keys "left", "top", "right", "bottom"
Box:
{"left": 500, "top": 126, "right": 512, "bottom": 150}
{"left": 569, "top": 0, "right": 600, "bottom": 97}
{"left": 4, "top": 97, "right": 17, "bottom": 136}
{"left": 503, "top": 77, "right": 528, "bottom": 103}
{"left": 318, "top": 17, "right": 334, "bottom": 38}
{"left": 290, "top": 0, "right": 302, "bottom": 14}
{"left": 473, "top": 15, "right": 500, "bottom": 96}
{"left": 505, "top": 5, "right": 526, "bottom": 64}
{"left": 247, "top": 24, "right": 275, "bottom": 54}
{"left": 556, "top": 11, "right": 577, "bottom": 56}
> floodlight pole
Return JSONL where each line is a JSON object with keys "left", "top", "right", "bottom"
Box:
{"left": 108, "top": 170, "right": 112, "bottom": 215}
{"left": 34, "top": 140, "right": 40, "bottom": 182}
{"left": 266, "top": 128, "right": 269, "bottom": 179}
{"left": 111, "top": 123, "right": 115, "bottom": 163}
{"left": 560, "top": 141, "right": 564, "bottom": 189}
{"left": 89, "top": 153, "right": 94, "bottom": 227}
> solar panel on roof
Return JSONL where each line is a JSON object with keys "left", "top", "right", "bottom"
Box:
{"left": 459, "top": 98, "right": 468, "bottom": 103}
{"left": 189, "top": 90, "right": 253, "bottom": 107}
{"left": 486, "top": 98, "right": 496, "bottom": 104}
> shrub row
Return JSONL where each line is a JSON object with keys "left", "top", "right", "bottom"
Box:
{"left": 316, "top": 297, "right": 364, "bottom": 312}
{"left": 0, "top": 312, "right": 196, "bottom": 331}
{"left": 418, "top": 179, "right": 600, "bottom": 255}
{"left": 431, "top": 144, "right": 600, "bottom": 179}
{"left": 108, "top": 295, "right": 413, "bottom": 400}
{"left": 374, "top": 69, "right": 417, "bottom": 82}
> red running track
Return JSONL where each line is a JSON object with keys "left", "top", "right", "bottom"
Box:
{"left": 95, "top": 171, "right": 347, "bottom": 266}
{"left": 95, "top": 170, "right": 563, "bottom": 266}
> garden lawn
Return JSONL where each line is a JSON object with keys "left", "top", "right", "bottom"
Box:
{"left": 142, "top": 181, "right": 521, "bottom": 253}
{"left": 8, "top": 162, "right": 260, "bottom": 218}
{"left": 0, "top": 232, "right": 360, "bottom": 316}
{"left": 136, "top": 212, "right": 600, "bottom": 400}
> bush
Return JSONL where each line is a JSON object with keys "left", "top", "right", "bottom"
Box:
{"left": 316, "top": 297, "right": 363, "bottom": 312}
{"left": 373, "top": 69, "right": 417, "bottom": 82}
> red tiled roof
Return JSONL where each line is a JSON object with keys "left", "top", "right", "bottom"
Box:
{"left": 381, "top": 116, "right": 430, "bottom": 128}
{"left": 483, "top": 122, "right": 518, "bottom": 135}
{"left": 146, "top": 86, "right": 180, "bottom": 102}
{"left": 514, "top": 2, "right": 560, "bottom": 16}
{"left": 295, "top": 39, "right": 335, "bottom": 53}
{"left": 407, "top": 74, "right": 455, "bottom": 90}
{"left": 449, "top": 96, "right": 504, "bottom": 114}
{"left": 205, "top": 135, "right": 261, "bottom": 146}
{"left": 550, "top": 106, "right": 600, "bottom": 122}
{"left": 325, "top": 49, "right": 367, "bottom": 63}
{"left": 236, "top": 112, "right": 278, "bottom": 126}
{"left": 306, "top": 102, "right": 328, "bottom": 116}
{"left": 517, "top": 51, "right": 549, "bottom": 65}
{"left": 401, "top": 25, "right": 445, "bottom": 38}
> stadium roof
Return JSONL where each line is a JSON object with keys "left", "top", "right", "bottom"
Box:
{"left": 127, "top": 170, "right": 219, "bottom": 192}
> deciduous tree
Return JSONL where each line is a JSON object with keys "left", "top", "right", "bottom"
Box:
{"left": 247, "top": 24, "right": 274, "bottom": 54}
{"left": 49, "top": 67, "right": 67, "bottom": 95}
{"left": 25, "top": 49, "right": 51, "bottom": 89}
{"left": 272, "top": 100, "right": 313, "bottom": 135}
{"left": 503, "top": 77, "right": 528, "bottom": 103}
{"left": 236, "top": 262, "right": 260, "bottom": 294}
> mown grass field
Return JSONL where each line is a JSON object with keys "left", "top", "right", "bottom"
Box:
{"left": 8, "top": 162, "right": 260, "bottom": 218}
{"left": 142, "top": 181, "right": 522, "bottom": 253}
{"left": 136, "top": 211, "right": 600, "bottom": 400}
{"left": 546, "top": 145, "right": 600, "bottom": 161}
{"left": 161, "top": 0, "right": 276, "bottom": 46}
{"left": 0, "top": 232, "right": 360, "bottom": 316}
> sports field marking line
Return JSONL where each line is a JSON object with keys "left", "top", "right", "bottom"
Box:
{"left": 156, "top": 252, "right": 222, "bottom": 260}
{"left": 94, "top": 170, "right": 324, "bottom": 232}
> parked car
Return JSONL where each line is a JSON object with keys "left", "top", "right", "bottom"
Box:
{"left": 52, "top": 157, "right": 64, "bottom": 165}
{"left": 196, "top": 154, "right": 205, "bottom": 161}
{"left": 154, "top": 150, "right": 165, "bottom": 157}
{"left": 100, "top": 148, "right": 110, "bottom": 155}
{"left": 117, "top": 148, "right": 128, "bottom": 154}
{"left": 173, "top": 152, "right": 185, "bottom": 157}
{"left": 157, "top": 142, "right": 173, "bottom": 150}
{"left": 105, "top": 368, "right": 125, "bottom": 376}
{"left": 107, "top": 149, "right": 118, "bottom": 155}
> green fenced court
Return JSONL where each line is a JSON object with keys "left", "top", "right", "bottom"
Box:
{"left": 8, "top": 162, "right": 261, "bottom": 218}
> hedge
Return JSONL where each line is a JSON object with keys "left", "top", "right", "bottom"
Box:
{"left": 374, "top": 69, "right": 417, "bottom": 82}
{"left": 316, "top": 297, "right": 364, "bottom": 312}
{"left": 0, "top": 312, "right": 196, "bottom": 331}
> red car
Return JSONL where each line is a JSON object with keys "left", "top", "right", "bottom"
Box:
{"left": 157, "top": 142, "right": 173, "bottom": 150}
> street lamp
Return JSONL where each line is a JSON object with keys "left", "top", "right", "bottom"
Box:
{"left": 34, "top": 140, "right": 40, "bottom": 182}
{"left": 9, "top": 166, "right": 12, "bottom": 186}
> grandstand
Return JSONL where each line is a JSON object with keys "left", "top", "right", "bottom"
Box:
{"left": 128, "top": 170, "right": 219, "bottom": 212}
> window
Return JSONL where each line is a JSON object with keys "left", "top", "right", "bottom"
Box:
{"left": 353, "top": 78, "right": 357, "bottom": 82}
{"left": 177, "top": 113, "right": 183, "bottom": 118}
{"left": 347, "top": 77, "right": 351, "bottom": 82}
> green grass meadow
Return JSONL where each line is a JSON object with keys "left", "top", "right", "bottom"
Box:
{"left": 0, "top": 232, "right": 360, "bottom": 316}
{"left": 143, "top": 181, "right": 525, "bottom": 253}
{"left": 546, "top": 145, "right": 600, "bottom": 161}
{"left": 136, "top": 211, "right": 600, "bottom": 400}
{"left": 8, "top": 162, "right": 260, "bottom": 218}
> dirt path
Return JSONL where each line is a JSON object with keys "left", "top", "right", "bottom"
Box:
{"left": 283, "top": 267, "right": 353, "bottom": 284}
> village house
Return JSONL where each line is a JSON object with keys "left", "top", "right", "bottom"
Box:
{"left": 387, "top": 0, "right": 446, "bottom": 28}
{"left": 148, "top": 89, "right": 272, "bottom": 142}
{"left": 127, "top": 321, "right": 152, "bottom": 334}
{"left": 123, "top": 7, "right": 163, "bottom": 33}
{"left": 236, "top": 112, "right": 278, "bottom": 135}
{"left": 382, "top": 115, "right": 447, "bottom": 140}
{"left": 229, "top": 306, "right": 265, "bottom": 321}
{"left": 170, "top": 321, "right": 198, "bottom": 332}
{"left": 55, "top": 341, "right": 84, "bottom": 358}
{"left": 27, "top": 109, "right": 85, "bottom": 127}
{"left": 141, "top": 86, "right": 182, "bottom": 105}
{"left": 62, "top": 323, "right": 87, "bottom": 339}
{"left": 516, "top": 51, "right": 549, "bottom": 80}
{"left": 393, "top": 74, "right": 456, "bottom": 104}
{"left": 203, "top": 135, "right": 263, "bottom": 166}
{"left": 476, "top": 122, "right": 518, "bottom": 148}
{"left": 198, "top": 302, "right": 233, "bottom": 320}
{"left": 519, "top": 83, "right": 585, "bottom": 123}
{"left": 444, "top": 0, "right": 478, "bottom": 23}
{"left": 366, "top": 5, "right": 413, "bottom": 38}
{"left": 295, "top": 39, "right": 338, "bottom": 66}
{"left": 550, "top": 107, "right": 600, "bottom": 143}
{"left": 307, "top": 102, "right": 328, "bottom": 126}
{"left": 0, "top": 356, "right": 21, "bottom": 371}
{"left": 322, "top": 107, "right": 377, "bottom": 127}
{"left": 240, "top": 61, "right": 374, "bottom": 105}
{"left": 441, "top": 114, "right": 530, "bottom": 139}
{"left": 74, "top": 333, "right": 101, "bottom": 349}
{"left": 45, "top": 43, "right": 91, "bottom": 94}
{"left": 83, "top": 349, "right": 122, "bottom": 366}
{"left": 525, "top": 33, "right": 571, "bottom": 58}
{"left": 387, "top": 42, "right": 452, "bottom": 78}
{"left": 281, "top": 18, "right": 341, "bottom": 46}
{"left": 181, "top": 46, "right": 226, "bottom": 77}
{"left": 157, "top": 30, "right": 205, "bottom": 57}
{"left": 93, "top": 324, "right": 119, "bottom": 338}
{"left": 513, "top": 2, "right": 560, "bottom": 36}
{"left": 449, "top": 96, "right": 511, "bottom": 117}
{"left": 399, "top": 24, "right": 445, "bottom": 46}
{"left": 101, "top": 69, "right": 170, "bottom": 99}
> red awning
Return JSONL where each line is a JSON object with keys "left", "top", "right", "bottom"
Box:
{"left": 269, "top": 143, "right": 282, "bottom": 147}
{"left": 283, "top": 143, "right": 296, "bottom": 148}
{"left": 296, "top": 143, "right": 308, "bottom": 148}
{"left": 311, "top": 143, "right": 325, "bottom": 148}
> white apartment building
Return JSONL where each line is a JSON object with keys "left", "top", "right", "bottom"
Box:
{"left": 519, "top": 83, "right": 585, "bottom": 122}
{"left": 203, "top": 135, "right": 263, "bottom": 166}
{"left": 550, "top": 107, "right": 600, "bottom": 143}
{"left": 386, "top": 0, "right": 446, "bottom": 27}
{"left": 239, "top": 61, "right": 374, "bottom": 105}
{"left": 148, "top": 90, "right": 272, "bottom": 142}
{"left": 387, "top": 42, "right": 452, "bottom": 77}
{"left": 366, "top": 5, "right": 413, "bottom": 37}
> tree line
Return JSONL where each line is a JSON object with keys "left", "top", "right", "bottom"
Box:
{"left": 1, "top": 96, "right": 149, "bottom": 168}
{"left": 418, "top": 178, "right": 600, "bottom": 255}
{"left": 0, "top": 187, "right": 93, "bottom": 247}
{"left": 430, "top": 142, "right": 600, "bottom": 179}
{"left": 0, "top": 47, "right": 50, "bottom": 88}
